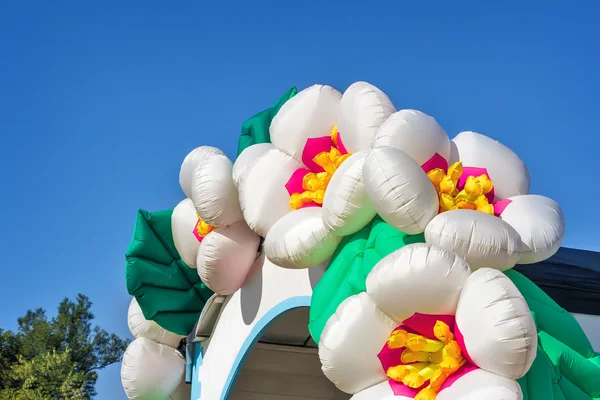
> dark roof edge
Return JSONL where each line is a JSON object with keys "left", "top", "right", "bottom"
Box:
{"left": 545, "top": 247, "right": 600, "bottom": 272}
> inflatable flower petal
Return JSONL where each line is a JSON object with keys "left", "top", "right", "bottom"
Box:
{"left": 127, "top": 298, "right": 184, "bottom": 348}
{"left": 363, "top": 147, "right": 439, "bottom": 235}
{"left": 372, "top": 109, "right": 451, "bottom": 166}
{"left": 263, "top": 207, "right": 342, "bottom": 269}
{"left": 348, "top": 371, "right": 523, "bottom": 400}
{"left": 121, "top": 337, "right": 186, "bottom": 400}
{"left": 449, "top": 131, "right": 530, "bottom": 200}
{"left": 368, "top": 124, "right": 564, "bottom": 269}
{"left": 172, "top": 147, "right": 260, "bottom": 295}
{"left": 319, "top": 243, "right": 536, "bottom": 399}
{"left": 235, "top": 82, "right": 396, "bottom": 268}
{"left": 122, "top": 298, "right": 188, "bottom": 400}
{"left": 498, "top": 194, "right": 565, "bottom": 264}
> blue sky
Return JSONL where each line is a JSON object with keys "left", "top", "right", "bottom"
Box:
{"left": 0, "top": 1, "right": 598, "bottom": 399}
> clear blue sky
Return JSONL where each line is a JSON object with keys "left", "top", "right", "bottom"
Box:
{"left": 1, "top": 1, "right": 598, "bottom": 399}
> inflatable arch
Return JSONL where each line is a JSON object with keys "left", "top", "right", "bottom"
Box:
{"left": 120, "top": 81, "right": 600, "bottom": 400}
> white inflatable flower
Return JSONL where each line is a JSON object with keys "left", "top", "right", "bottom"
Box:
{"left": 173, "top": 146, "right": 261, "bottom": 294}
{"left": 121, "top": 298, "right": 190, "bottom": 400}
{"left": 234, "top": 82, "right": 397, "bottom": 268}
{"left": 365, "top": 115, "right": 565, "bottom": 270}
{"left": 319, "top": 243, "right": 537, "bottom": 400}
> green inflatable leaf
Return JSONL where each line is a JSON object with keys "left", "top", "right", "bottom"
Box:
{"left": 125, "top": 208, "right": 214, "bottom": 336}
{"left": 310, "top": 217, "right": 600, "bottom": 399}
{"left": 236, "top": 87, "right": 297, "bottom": 156}
{"left": 505, "top": 270, "right": 600, "bottom": 399}
{"left": 308, "top": 216, "right": 425, "bottom": 342}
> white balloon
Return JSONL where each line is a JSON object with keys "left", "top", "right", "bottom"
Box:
{"left": 121, "top": 338, "right": 185, "bottom": 400}
{"left": 499, "top": 195, "right": 565, "bottom": 264}
{"left": 319, "top": 292, "right": 395, "bottom": 394}
{"left": 436, "top": 369, "right": 523, "bottom": 400}
{"left": 232, "top": 143, "right": 273, "bottom": 188}
{"left": 372, "top": 109, "right": 451, "bottom": 166}
{"left": 350, "top": 381, "right": 406, "bottom": 399}
{"left": 192, "top": 153, "right": 243, "bottom": 227}
{"left": 237, "top": 148, "right": 303, "bottom": 237}
{"left": 127, "top": 298, "right": 184, "bottom": 348}
{"left": 456, "top": 268, "right": 537, "bottom": 380}
{"left": 366, "top": 243, "right": 471, "bottom": 322}
{"left": 270, "top": 84, "right": 342, "bottom": 161}
{"left": 179, "top": 146, "right": 224, "bottom": 199}
{"left": 451, "top": 131, "right": 530, "bottom": 200}
{"left": 197, "top": 220, "right": 260, "bottom": 295}
{"left": 425, "top": 210, "right": 523, "bottom": 271}
{"left": 363, "top": 147, "right": 439, "bottom": 234}
{"left": 171, "top": 198, "right": 201, "bottom": 268}
{"left": 263, "top": 207, "right": 341, "bottom": 269}
{"left": 322, "top": 150, "right": 377, "bottom": 236}
{"left": 338, "top": 82, "right": 396, "bottom": 153}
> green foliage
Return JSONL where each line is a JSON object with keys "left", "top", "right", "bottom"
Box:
{"left": 0, "top": 349, "right": 87, "bottom": 400}
{"left": 0, "top": 294, "right": 130, "bottom": 399}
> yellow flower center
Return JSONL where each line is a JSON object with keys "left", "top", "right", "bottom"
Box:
{"left": 195, "top": 213, "right": 215, "bottom": 238}
{"left": 386, "top": 321, "right": 466, "bottom": 400}
{"left": 427, "top": 162, "right": 495, "bottom": 215}
{"left": 289, "top": 126, "right": 351, "bottom": 210}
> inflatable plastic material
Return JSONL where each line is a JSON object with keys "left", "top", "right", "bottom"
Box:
{"left": 127, "top": 297, "right": 184, "bottom": 348}
{"left": 363, "top": 147, "right": 439, "bottom": 234}
{"left": 196, "top": 219, "right": 260, "bottom": 294}
{"left": 308, "top": 211, "right": 600, "bottom": 400}
{"left": 235, "top": 82, "right": 413, "bottom": 268}
{"left": 319, "top": 243, "right": 537, "bottom": 397}
{"left": 322, "top": 150, "right": 377, "bottom": 236}
{"left": 237, "top": 87, "right": 297, "bottom": 155}
{"left": 125, "top": 208, "right": 214, "bottom": 335}
{"left": 119, "top": 80, "right": 596, "bottom": 400}
{"left": 174, "top": 147, "right": 261, "bottom": 295}
{"left": 121, "top": 337, "right": 186, "bottom": 400}
{"left": 424, "top": 209, "right": 522, "bottom": 271}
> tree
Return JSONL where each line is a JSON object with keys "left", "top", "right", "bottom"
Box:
{"left": 0, "top": 294, "right": 130, "bottom": 399}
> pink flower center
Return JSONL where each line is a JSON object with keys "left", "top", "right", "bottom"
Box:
{"left": 421, "top": 153, "right": 512, "bottom": 216}
{"left": 285, "top": 126, "right": 350, "bottom": 210}
{"left": 378, "top": 313, "right": 477, "bottom": 399}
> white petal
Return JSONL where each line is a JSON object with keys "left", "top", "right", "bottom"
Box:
{"left": 179, "top": 146, "right": 225, "bottom": 199}
{"left": 191, "top": 153, "right": 243, "bottom": 227}
{"left": 171, "top": 198, "right": 201, "bottom": 268}
{"left": 127, "top": 298, "right": 184, "bottom": 348}
{"left": 363, "top": 147, "right": 439, "bottom": 234}
{"left": 350, "top": 381, "right": 409, "bottom": 400}
{"left": 270, "top": 84, "right": 341, "bottom": 160}
{"left": 232, "top": 143, "right": 273, "bottom": 188}
{"left": 366, "top": 243, "right": 471, "bottom": 322}
{"left": 197, "top": 220, "right": 260, "bottom": 295}
{"left": 425, "top": 210, "right": 522, "bottom": 271}
{"left": 373, "top": 109, "right": 451, "bottom": 165}
{"left": 338, "top": 81, "right": 396, "bottom": 153}
{"left": 263, "top": 207, "right": 341, "bottom": 269}
{"left": 237, "top": 148, "right": 303, "bottom": 237}
{"left": 451, "top": 131, "right": 530, "bottom": 200}
{"left": 456, "top": 268, "right": 537, "bottom": 380}
{"left": 499, "top": 195, "right": 565, "bottom": 264}
{"left": 437, "top": 369, "right": 523, "bottom": 400}
{"left": 319, "top": 292, "right": 396, "bottom": 394}
{"left": 121, "top": 338, "right": 185, "bottom": 400}
{"left": 322, "top": 150, "right": 377, "bottom": 236}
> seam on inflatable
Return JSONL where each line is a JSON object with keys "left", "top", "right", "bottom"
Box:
{"left": 500, "top": 273, "right": 530, "bottom": 378}
{"left": 337, "top": 155, "right": 366, "bottom": 228}
{"left": 427, "top": 227, "right": 522, "bottom": 255}
{"left": 370, "top": 149, "right": 421, "bottom": 228}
